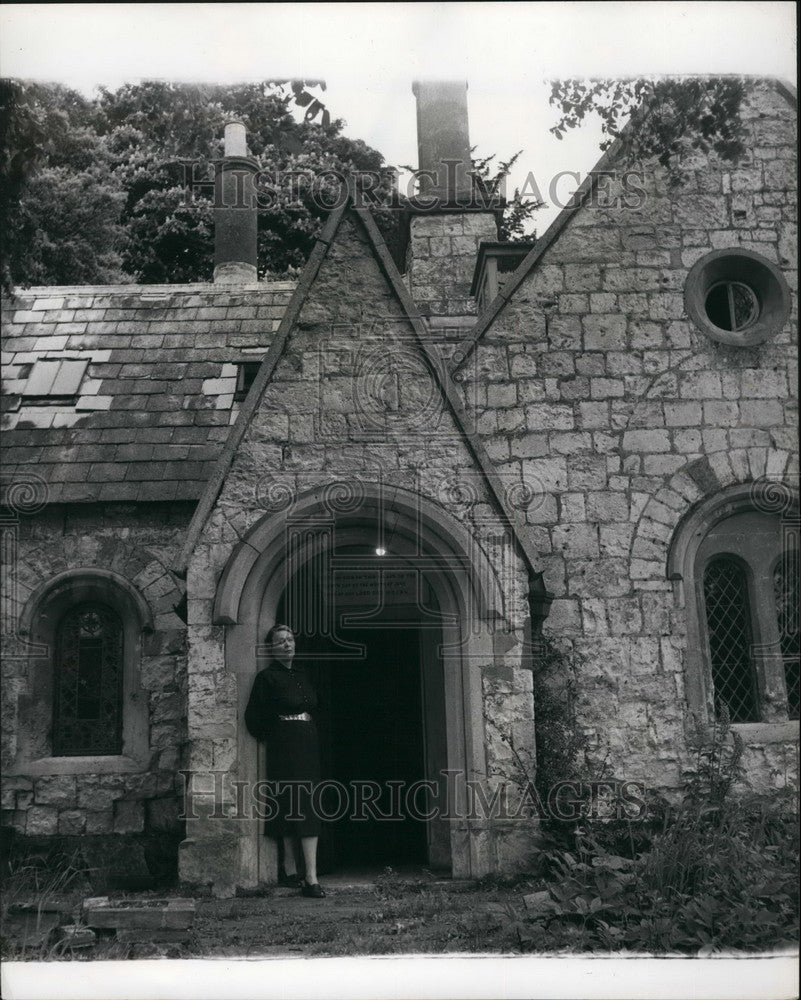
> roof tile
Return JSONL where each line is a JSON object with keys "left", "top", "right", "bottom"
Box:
{"left": 98, "top": 482, "right": 141, "bottom": 501}
{"left": 76, "top": 396, "right": 113, "bottom": 411}
{"left": 34, "top": 336, "right": 69, "bottom": 351}
{"left": 2, "top": 280, "right": 294, "bottom": 498}
{"left": 138, "top": 481, "right": 178, "bottom": 501}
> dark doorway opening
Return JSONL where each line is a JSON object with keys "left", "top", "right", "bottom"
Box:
{"left": 318, "top": 623, "right": 427, "bottom": 870}
{"left": 275, "top": 543, "right": 449, "bottom": 876}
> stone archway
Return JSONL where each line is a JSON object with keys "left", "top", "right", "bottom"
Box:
{"left": 214, "top": 482, "right": 507, "bottom": 887}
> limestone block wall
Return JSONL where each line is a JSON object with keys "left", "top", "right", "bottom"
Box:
{"left": 455, "top": 81, "right": 799, "bottom": 796}
{"left": 407, "top": 212, "right": 499, "bottom": 316}
{"left": 1, "top": 502, "right": 190, "bottom": 838}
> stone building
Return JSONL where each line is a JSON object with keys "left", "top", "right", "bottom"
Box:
{"left": 1, "top": 80, "right": 798, "bottom": 896}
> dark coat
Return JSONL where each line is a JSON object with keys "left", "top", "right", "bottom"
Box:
{"left": 244, "top": 659, "right": 321, "bottom": 838}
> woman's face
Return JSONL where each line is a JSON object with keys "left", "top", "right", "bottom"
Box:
{"left": 270, "top": 628, "right": 295, "bottom": 659}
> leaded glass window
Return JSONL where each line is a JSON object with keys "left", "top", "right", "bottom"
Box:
{"left": 703, "top": 557, "right": 759, "bottom": 723}
{"left": 52, "top": 603, "right": 124, "bottom": 756}
{"left": 774, "top": 553, "right": 800, "bottom": 721}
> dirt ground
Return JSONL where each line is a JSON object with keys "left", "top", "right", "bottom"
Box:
{"left": 187, "top": 878, "right": 525, "bottom": 957}
{"left": 2, "top": 871, "right": 534, "bottom": 960}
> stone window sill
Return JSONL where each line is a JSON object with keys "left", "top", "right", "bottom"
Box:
{"left": 732, "top": 721, "right": 799, "bottom": 745}
{"left": 7, "top": 754, "right": 148, "bottom": 776}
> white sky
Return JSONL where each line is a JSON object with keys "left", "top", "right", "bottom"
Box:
{"left": 0, "top": 2, "right": 796, "bottom": 234}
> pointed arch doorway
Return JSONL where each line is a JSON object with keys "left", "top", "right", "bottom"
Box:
{"left": 215, "top": 483, "right": 504, "bottom": 887}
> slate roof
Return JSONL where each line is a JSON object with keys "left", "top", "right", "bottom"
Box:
{"left": 1, "top": 281, "right": 294, "bottom": 503}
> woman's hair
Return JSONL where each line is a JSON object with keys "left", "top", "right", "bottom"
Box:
{"left": 265, "top": 623, "right": 295, "bottom": 645}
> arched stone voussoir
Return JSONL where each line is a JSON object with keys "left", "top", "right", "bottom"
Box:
{"left": 212, "top": 481, "right": 508, "bottom": 626}
{"left": 631, "top": 449, "right": 795, "bottom": 585}
{"left": 19, "top": 567, "right": 156, "bottom": 636}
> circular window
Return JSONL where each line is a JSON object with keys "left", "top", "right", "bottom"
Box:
{"left": 685, "top": 249, "right": 791, "bottom": 346}
{"left": 704, "top": 281, "right": 759, "bottom": 332}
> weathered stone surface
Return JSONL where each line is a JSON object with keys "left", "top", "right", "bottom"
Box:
{"left": 34, "top": 775, "right": 77, "bottom": 808}
{"left": 523, "top": 890, "right": 556, "bottom": 913}
{"left": 83, "top": 896, "right": 195, "bottom": 931}
{"left": 113, "top": 800, "right": 145, "bottom": 834}
{"left": 77, "top": 777, "right": 127, "bottom": 811}
{"left": 57, "top": 925, "right": 97, "bottom": 948}
{"left": 25, "top": 806, "right": 59, "bottom": 835}
{"left": 58, "top": 809, "right": 87, "bottom": 835}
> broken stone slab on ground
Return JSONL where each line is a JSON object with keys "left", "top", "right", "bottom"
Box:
{"left": 115, "top": 927, "right": 191, "bottom": 944}
{"left": 82, "top": 896, "right": 196, "bottom": 938}
{"left": 56, "top": 924, "right": 97, "bottom": 948}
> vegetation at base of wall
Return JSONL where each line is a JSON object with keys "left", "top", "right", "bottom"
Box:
{"left": 0, "top": 843, "right": 87, "bottom": 960}
{"left": 515, "top": 791, "right": 799, "bottom": 953}
{"left": 530, "top": 638, "right": 588, "bottom": 796}
{"left": 497, "top": 675, "right": 799, "bottom": 953}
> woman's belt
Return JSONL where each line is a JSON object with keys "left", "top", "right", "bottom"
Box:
{"left": 277, "top": 712, "right": 312, "bottom": 721}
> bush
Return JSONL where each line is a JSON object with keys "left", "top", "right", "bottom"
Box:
{"left": 513, "top": 702, "right": 799, "bottom": 953}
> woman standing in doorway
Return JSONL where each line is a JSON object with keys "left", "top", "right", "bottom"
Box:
{"left": 245, "top": 624, "right": 325, "bottom": 898}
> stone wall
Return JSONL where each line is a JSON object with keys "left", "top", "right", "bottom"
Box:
{"left": 407, "top": 211, "right": 498, "bottom": 316}
{"left": 1, "top": 502, "right": 190, "bottom": 839}
{"left": 454, "top": 81, "right": 799, "bottom": 795}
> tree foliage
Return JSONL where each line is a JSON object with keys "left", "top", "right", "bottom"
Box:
{"left": 1, "top": 78, "right": 390, "bottom": 289}
{"left": 1, "top": 79, "right": 128, "bottom": 289}
{"left": 472, "top": 150, "right": 543, "bottom": 241}
{"left": 549, "top": 76, "right": 748, "bottom": 180}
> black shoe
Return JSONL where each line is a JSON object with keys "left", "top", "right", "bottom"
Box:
{"left": 279, "top": 873, "right": 303, "bottom": 888}
{"left": 301, "top": 880, "right": 326, "bottom": 898}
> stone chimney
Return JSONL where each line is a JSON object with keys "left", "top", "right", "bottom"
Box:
{"left": 412, "top": 81, "right": 473, "bottom": 203}
{"left": 406, "top": 81, "right": 499, "bottom": 318}
{"left": 214, "top": 120, "right": 258, "bottom": 283}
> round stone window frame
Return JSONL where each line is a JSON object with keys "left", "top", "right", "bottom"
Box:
{"left": 685, "top": 248, "right": 791, "bottom": 347}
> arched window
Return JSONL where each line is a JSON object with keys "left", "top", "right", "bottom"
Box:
{"left": 669, "top": 485, "right": 800, "bottom": 735}
{"left": 11, "top": 569, "right": 153, "bottom": 775}
{"left": 53, "top": 603, "right": 125, "bottom": 756}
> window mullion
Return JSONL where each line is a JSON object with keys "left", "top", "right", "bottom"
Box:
{"left": 750, "top": 568, "right": 789, "bottom": 722}
{"left": 727, "top": 283, "right": 738, "bottom": 331}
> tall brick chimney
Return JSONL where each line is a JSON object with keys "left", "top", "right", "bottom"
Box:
{"left": 214, "top": 120, "right": 258, "bottom": 284}
{"left": 407, "top": 81, "right": 499, "bottom": 317}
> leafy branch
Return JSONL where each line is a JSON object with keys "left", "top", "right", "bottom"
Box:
{"left": 268, "top": 79, "right": 332, "bottom": 128}
{"left": 471, "top": 149, "right": 544, "bottom": 241}
{"left": 549, "top": 76, "right": 748, "bottom": 181}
